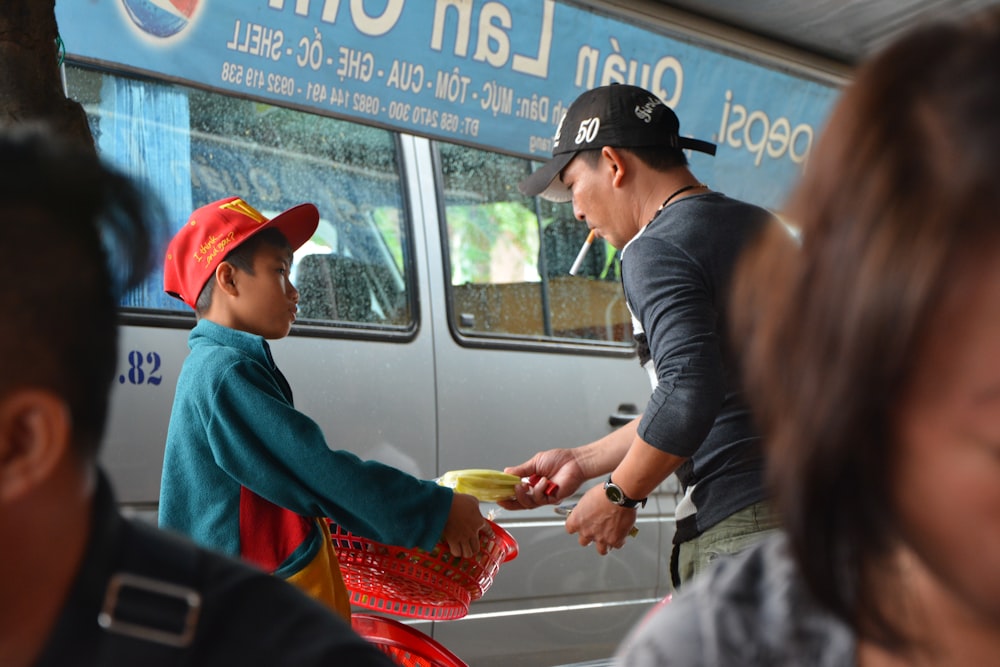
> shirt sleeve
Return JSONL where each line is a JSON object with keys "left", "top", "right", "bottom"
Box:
{"left": 202, "top": 356, "right": 452, "bottom": 551}
{"left": 623, "top": 236, "right": 726, "bottom": 458}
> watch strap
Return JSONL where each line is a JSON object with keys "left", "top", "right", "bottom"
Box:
{"left": 604, "top": 476, "right": 647, "bottom": 509}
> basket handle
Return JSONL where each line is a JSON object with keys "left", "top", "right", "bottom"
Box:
{"left": 487, "top": 520, "right": 518, "bottom": 562}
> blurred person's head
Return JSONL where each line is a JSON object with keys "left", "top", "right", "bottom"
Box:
{"left": 732, "top": 7, "right": 1000, "bottom": 656}
{"left": 0, "top": 126, "right": 162, "bottom": 473}
{"left": 0, "top": 127, "right": 165, "bottom": 664}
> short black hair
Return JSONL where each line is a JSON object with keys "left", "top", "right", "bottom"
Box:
{"left": 575, "top": 145, "right": 688, "bottom": 171}
{"left": 0, "top": 125, "right": 165, "bottom": 459}
{"left": 194, "top": 227, "right": 291, "bottom": 315}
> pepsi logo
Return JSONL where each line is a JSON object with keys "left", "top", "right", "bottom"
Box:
{"left": 120, "top": 0, "right": 201, "bottom": 39}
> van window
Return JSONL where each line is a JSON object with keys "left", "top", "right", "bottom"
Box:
{"left": 436, "top": 142, "right": 632, "bottom": 347}
{"left": 65, "top": 66, "right": 412, "bottom": 329}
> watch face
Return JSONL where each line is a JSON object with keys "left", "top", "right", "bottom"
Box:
{"left": 606, "top": 483, "right": 624, "bottom": 504}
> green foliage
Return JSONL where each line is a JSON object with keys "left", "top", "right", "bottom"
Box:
{"left": 446, "top": 201, "right": 540, "bottom": 284}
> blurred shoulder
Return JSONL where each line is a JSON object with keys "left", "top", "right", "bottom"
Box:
{"left": 615, "top": 533, "right": 853, "bottom": 667}
{"left": 128, "top": 521, "right": 395, "bottom": 666}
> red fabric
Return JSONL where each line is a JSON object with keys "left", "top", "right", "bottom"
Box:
{"left": 239, "top": 486, "right": 313, "bottom": 572}
{"left": 170, "top": 0, "right": 199, "bottom": 18}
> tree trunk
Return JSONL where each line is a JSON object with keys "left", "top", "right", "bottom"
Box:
{"left": 0, "top": 0, "right": 94, "bottom": 150}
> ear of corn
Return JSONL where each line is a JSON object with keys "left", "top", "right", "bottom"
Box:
{"left": 437, "top": 469, "right": 522, "bottom": 502}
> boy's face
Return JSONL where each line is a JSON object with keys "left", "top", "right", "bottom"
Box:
{"left": 225, "top": 243, "right": 299, "bottom": 339}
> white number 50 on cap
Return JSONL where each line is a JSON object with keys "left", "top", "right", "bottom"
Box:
{"left": 575, "top": 117, "right": 600, "bottom": 144}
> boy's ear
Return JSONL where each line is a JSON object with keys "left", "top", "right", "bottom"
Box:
{"left": 215, "top": 262, "right": 240, "bottom": 297}
{"left": 0, "top": 390, "right": 71, "bottom": 503}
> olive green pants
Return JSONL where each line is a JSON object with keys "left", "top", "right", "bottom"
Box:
{"left": 673, "top": 500, "right": 781, "bottom": 590}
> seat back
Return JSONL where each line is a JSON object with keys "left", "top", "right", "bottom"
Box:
{"left": 296, "top": 254, "right": 387, "bottom": 323}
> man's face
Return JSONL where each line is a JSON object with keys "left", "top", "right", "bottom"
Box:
{"left": 559, "top": 152, "right": 628, "bottom": 250}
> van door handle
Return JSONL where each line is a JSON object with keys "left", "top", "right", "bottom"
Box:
{"left": 608, "top": 403, "right": 640, "bottom": 427}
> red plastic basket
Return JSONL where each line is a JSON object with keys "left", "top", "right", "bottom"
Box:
{"left": 331, "top": 520, "right": 518, "bottom": 620}
{"left": 352, "top": 613, "right": 468, "bottom": 667}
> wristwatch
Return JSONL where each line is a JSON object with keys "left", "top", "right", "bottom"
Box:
{"left": 604, "top": 476, "right": 647, "bottom": 509}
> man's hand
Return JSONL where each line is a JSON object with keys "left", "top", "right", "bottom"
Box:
{"left": 564, "top": 483, "right": 636, "bottom": 554}
{"left": 498, "top": 448, "right": 587, "bottom": 510}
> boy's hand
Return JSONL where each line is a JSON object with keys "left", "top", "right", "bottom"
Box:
{"left": 442, "top": 492, "right": 488, "bottom": 559}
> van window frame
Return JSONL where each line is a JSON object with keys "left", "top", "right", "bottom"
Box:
{"left": 431, "top": 141, "right": 637, "bottom": 359}
{"left": 66, "top": 63, "right": 421, "bottom": 344}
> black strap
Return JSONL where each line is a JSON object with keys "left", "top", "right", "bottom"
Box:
{"left": 98, "top": 521, "right": 202, "bottom": 666}
{"left": 670, "top": 542, "right": 682, "bottom": 590}
{"left": 273, "top": 365, "right": 294, "bottom": 403}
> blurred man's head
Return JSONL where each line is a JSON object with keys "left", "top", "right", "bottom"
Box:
{"left": 0, "top": 126, "right": 162, "bottom": 468}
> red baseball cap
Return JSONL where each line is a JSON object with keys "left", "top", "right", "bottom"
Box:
{"left": 164, "top": 196, "right": 319, "bottom": 309}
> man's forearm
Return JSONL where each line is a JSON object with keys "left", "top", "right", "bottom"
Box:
{"left": 610, "top": 435, "right": 687, "bottom": 500}
{"left": 573, "top": 417, "right": 641, "bottom": 479}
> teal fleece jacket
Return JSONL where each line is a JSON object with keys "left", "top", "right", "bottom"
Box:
{"left": 159, "top": 319, "right": 452, "bottom": 577}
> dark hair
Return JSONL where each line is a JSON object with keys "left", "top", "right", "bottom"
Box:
{"left": 731, "top": 8, "right": 1000, "bottom": 648}
{"left": 194, "top": 227, "right": 290, "bottom": 315}
{"left": 575, "top": 145, "right": 688, "bottom": 171}
{"left": 0, "top": 126, "right": 165, "bottom": 459}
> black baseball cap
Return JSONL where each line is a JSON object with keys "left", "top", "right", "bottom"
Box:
{"left": 519, "top": 84, "right": 717, "bottom": 202}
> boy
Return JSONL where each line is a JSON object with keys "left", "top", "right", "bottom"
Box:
{"left": 159, "top": 196, "right": 486, "bottom": 619}
{"left": 0, "top": 126, "right": 395, "bottom": 666}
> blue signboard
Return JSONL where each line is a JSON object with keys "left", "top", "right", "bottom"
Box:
{"left": 55, "top": 0, "right": 842, "bottom": 209}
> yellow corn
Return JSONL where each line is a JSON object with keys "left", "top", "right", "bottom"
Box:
{"left": 437, "top": 469, "right": 522, "bottom": 502}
